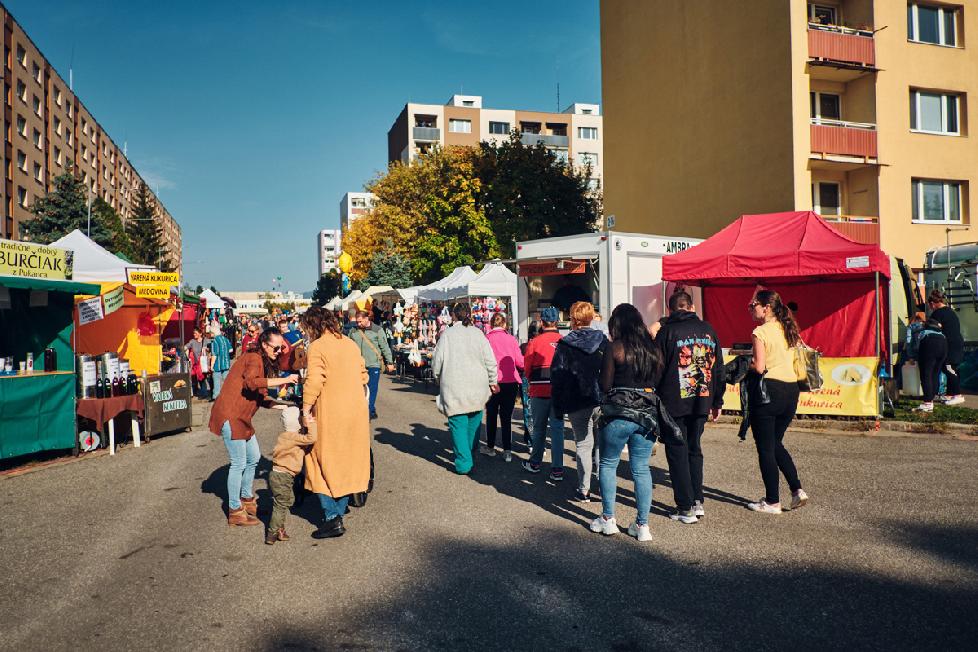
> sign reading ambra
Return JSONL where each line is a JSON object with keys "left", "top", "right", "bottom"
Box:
{"left": 0, "top": 238, "right": 73, "bottom": 280}
{"left": 127, "top": 270, "right": 179, "bottom": 286}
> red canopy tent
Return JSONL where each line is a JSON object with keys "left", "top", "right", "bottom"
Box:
{"left": 662, "top": 212, "right": 889, "bottom": 358}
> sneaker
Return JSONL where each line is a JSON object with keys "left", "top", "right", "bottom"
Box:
{"left": 789, "top": 489, "right": 809, "bottom": 510}
{"left": 935, "top": 394, "right": 949, "bottom": 403}
{"left": 669, "top": 509, "right": 699, "bottom": 524}
{"left": 913, "top": 402, "right": 934, "bottom": 413}
{"left": 549, "top": 468, "right": 564, "bottom": 482}
{"left": 504, "top": 451, "right": 512, "bottom": 463}
{"left": 522, "top": 461, "right": 541, "bottom": 474}
{"left": 479, "top": 444, "right": 496, "bottom": 457}
{"left": 944, "top": 395, "right": 966, "bottom": 406}
{"left": 628, "top": 522, "right": 653, "bottom": 542}
{"left": 589, "top": 515, "right": 619, "bottom": 536}
{"left": 747, "top": 500, "right": 783, "bottom": 514}
{"left": 573, "top": 489, "right": 590, "bottom": 502}
{"left": 693, "top": 501, "right": 705, "bottom": 518}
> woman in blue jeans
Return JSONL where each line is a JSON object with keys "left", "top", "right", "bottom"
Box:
{"left": 592, "top": 304, "right": 662, "bottom": 542}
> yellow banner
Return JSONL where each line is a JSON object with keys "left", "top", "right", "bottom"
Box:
{"left": 0, "top": 238, "right": 73, "bottom": 280}
{"left": 136, "top": 285, "right": 172, "bottom": 299}
{"left": 723, "top": 356, "right": 879, "bottom": 417}
{"left": 128, "top": 270, "right": 179, "bottom": 286}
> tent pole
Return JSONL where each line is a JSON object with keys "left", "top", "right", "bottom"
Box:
{"left": 875, "top": 271, "right": 880, "bottom": 360}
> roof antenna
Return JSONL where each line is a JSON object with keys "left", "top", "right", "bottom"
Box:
{"left": 556, "top": 82, "right": 560, "bottom": 113}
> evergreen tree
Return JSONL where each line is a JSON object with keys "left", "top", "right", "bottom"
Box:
{"left": 128, "top": 183, "right": 167, "bottom": 268}
{"left": 362, "top": 239, "right": 413, "bottom": 289}
{"left": 91, "top": 197, "right": 134, "bottom": 259}
{"left": 20, "top": 169, "right": 114, "bottom": 246}
{"left": 312, "top": 271, "right": 342, "bottom": 306}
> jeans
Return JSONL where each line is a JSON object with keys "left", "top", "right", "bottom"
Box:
{"left": 567, "top": 407, "right": 600, "bottom": 494}
{"left": 268, "top": 470, "right": 295, "bottom": 532}
{"left": 599, "top": 418, "right": 654, "bottom": 526}
{"left": 520, "top": 378, "right": 533, "bottom": 443}
{"left": 367, "top": 367, "right": 381, "bottom": 415}
{"left": 485, "top": 382, "right": 519, "bottom": 450}
{"left": 664, "top": 415, "right": 706, "bottom": 510}
{"left": 749, "top": 380, "right": 802, "bottom": 504}
{"left": 529, "top": 397, "right": 565, "bottom": 469}
{"left": 448, "top": 411, "right": 483, "bottom": 474}
{"left": 317, "top": 493, "right": 350, "bottom": 521}
{"left": 212, "top": 369, "right": 229, "bottom": 399}
{"left": 221, "top": 421, "right": 260, "bottom": 510}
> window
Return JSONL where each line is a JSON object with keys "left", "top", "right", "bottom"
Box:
{"left": 812, "top": 181, "right": 842, "bottom": 216}
{"left": 552, "top": 149, "right": 569, "bottom": 164}
{"left": 547, "top": 123, "right": 568, "bottom": 136}
{"left": 462, "top": 100, "right": 475, "bottom": 107}
{"left": 351, "top": 197, "right": 366, "bottom": 208}
{"left": 809, "top": 4, "right": 838, "bottom": 25}
{"left": 32, "top": 95, "right": 41, "bottom": 116}
{"left": 16, "top": 80, "right": 26, "bottom": 102}
{"left": 17, "top": 186, "right": 27, "bottom": 207}
{"left": 16, "top": 45, "right": 26, "bottom": 67}
{"left": 66, "top": 128, "right": 72, "bottom": 145}
{"left": 578, "top": 126, "right": 598, "bottom": 140}
{"left": 16, "top": 150, "right": 26, "bottom": 172}
{"left": 82, "top": 119, "right": 88, "bottom": 134}
{"left": 587, "top": 178, "right": 601, "bottom": 192}
{"left": 520, "top": 121, "right": 541, "bottom": 134}
{"left": 54, "top": 146, "right": 62, "bottom": 165}
{"left": 82, "top": 144, "right": 88, "bottom": 161}
{"left": 810, "top": 91, "right": 841, "bottom": 122}
{"left": 578, "top": 152, "right": 599, "bottom": 166}
{"left": 913, "top": 179, "right": 962, "bottom": 222}
{"left": 33, "top": 62, "right": 41, "bottom": 84}
{"left": 67, "top": 103, "right": 73, "bottom": 118}
{"left": 16, "top": 115, "right": 26, "bottom": 137}
{"left": 910, "top": 90, "right": 960, "bottom": 134}
{"left": 33, "top": 162, "right": 42, "bottom": 182}
{"left": 581, "top": 108, "right": 593, "bottom": 115}
{"left": 448, "top": 119, "right": 471, "bottom": 133}
{"left": 489, "top": 121, "right": 510, "bottom": 135}
{"left": 55, "top": 88, "right": 62, "bottom": 106}
{"left": 33, "top": 129, "right": 42, "bottom": 149}
{"left": 908, "top": 3, "right": 958, "bottom": 46}
{"left": 54, "top": 116, "right": 62, "bottom": 135}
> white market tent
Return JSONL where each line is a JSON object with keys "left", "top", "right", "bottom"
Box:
{"left": 50, "top": 229, "right": 156, "bottom": 282}
{"left": 417, "top": 266, "right": 477, "bottom": 302}
{"left": 362, "top": 285, "right": 394, "bottom": 299}
{"left": 324, "top": 296, "right": 341, "bottom": 310}
{"left": 456, "top": 263, "right": 518, "bottom": 300}
{"left": 340, "top": 290, "right": 363, "bottom": 311}
{"left": 199, "top": 288, "right": 226, "bottom": 310}
{"left": 397, "top": 286, "right": 423, "bottom": 304}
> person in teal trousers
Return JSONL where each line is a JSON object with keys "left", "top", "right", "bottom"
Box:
{"left": 432, "top": 303, "right": 499, "bottom": 474}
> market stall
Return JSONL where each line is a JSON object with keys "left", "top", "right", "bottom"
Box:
{"left": 451, "top": 263, "right": 519, "bottom": 334}
{"left": 50, "top": 230, "right": 155, "bottom": 282}
{"left": 662, "top": 211, "right": 890, "bottom": 417}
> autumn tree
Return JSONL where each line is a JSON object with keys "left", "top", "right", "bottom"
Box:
{"left": 340, "top": 213, "right": 386, "bottom": 285}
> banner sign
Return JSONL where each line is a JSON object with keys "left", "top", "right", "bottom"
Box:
{"left": 723, "top": 355, "right": 879, "bottom": 417}
{"left": 136, "top": 286, "right": 171, "bottom": 299}
{"left": 127, "top": 270, "right": 179, "bottom": 286}
{"left": 77, "top": 296, "right": 105, "bottom": 325}
{"left": 0, "top": 238, "right": 73, "bottom": 280}
{"left": 143, "top": 373, "right": 192, "bottom": 436}
{"left": 102, "top": 285, "right": 125, "bottom": 315}
{"left": 518, "top": 260, "right": 587, "bottom": 277}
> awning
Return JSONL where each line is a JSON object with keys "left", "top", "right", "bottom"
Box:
{"left": 0, "top": 275, "right": 101, "bottom": 295}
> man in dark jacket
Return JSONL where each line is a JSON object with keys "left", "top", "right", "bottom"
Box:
{"left": 928, "top": 289, "right": 965, "bottom": 405}
{"left": 551, "top": 301, "right": 608, "bottom": 501}
{"left": 654, "top": 290, "right": 725, "bottom": 523}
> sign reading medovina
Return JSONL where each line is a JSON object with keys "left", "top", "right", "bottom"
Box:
{"left": 127, "top": 269, "right": 180, "bottom": 286}
{"left": 0, "top": 238, "right": 73, "bottom": 280}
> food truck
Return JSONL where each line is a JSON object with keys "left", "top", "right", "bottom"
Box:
{"left": 514, "top": 231, "right": 701, "bottom": 340}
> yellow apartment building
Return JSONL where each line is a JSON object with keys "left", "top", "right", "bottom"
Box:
{"left": 600, "top": 0, "right": 978, "bottom": 269}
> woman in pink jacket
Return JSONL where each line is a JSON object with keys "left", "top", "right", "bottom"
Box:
{"left": 482, "top": 313, "right": 524, "bottom": 462}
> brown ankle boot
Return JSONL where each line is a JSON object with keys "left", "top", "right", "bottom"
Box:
{"left": 264, "top": 529, "right": 278, "bottom": 545}
{"left": 240, "top": 496, "right": 257, "bottom": 516}
{"left": 276, "top": 527, "right": 290, "bottom": 542}
{"left": 228, "top": 507, "right": 260, "bottom": 527}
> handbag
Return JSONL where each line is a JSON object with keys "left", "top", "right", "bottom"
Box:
{"left": 794, "top": 341, "right": 823, "bottom": 391}
{"left": 599, "top": 387, "right": 686, "bottom": 447}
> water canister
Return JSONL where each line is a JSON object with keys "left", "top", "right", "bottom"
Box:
{"left": 99, "top": 352, "right": 120, "bottom": 382}
{"left": 77, "top": 355, "right": 98, "bottom": 398}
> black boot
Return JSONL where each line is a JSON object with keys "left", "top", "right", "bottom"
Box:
{"left": 312, "top": 516, "right": 345, "bottom": 539}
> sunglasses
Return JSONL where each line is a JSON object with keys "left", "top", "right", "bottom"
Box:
{"left": 266, "top": 345, "right": 283, "bottom": 353}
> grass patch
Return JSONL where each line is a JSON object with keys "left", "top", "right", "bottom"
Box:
{"left": 889, "top": 399, "right": 978, "bottom": 425}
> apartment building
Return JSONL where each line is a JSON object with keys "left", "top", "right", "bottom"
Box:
{"left": 600, "top": 0, "right": 978, "bottom": 268}
{"left": 317, "top": 228, "right": 341, "bottom": 276}
{"left": 387, "top": 95, "right": 603, "bottom": 192}
{"left": 1, "top": 4, "right": 182, "bottom": 273}
{"left": 340, "top": 191, "right": 375, "bottom": 234}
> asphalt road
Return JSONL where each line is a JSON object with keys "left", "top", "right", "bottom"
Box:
{"left": 1, "top": 375, "right": 977, "bottom": 651}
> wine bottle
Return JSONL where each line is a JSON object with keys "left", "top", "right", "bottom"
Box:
{"left": 112, "top": 374, "right": 121, "bottom": 397}
{"left": 95, "top": 375, "right": 104, "bottom": 399}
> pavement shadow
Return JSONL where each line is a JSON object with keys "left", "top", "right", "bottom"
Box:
{"left": 253, "top": 524, "right": 978, "bottom": 651}
{"left": 200, "top": 455, "right": 273, "bottom": 517}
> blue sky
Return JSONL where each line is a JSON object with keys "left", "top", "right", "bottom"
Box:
{"left": 9, "top": 0, "right": 601, "bottom": 292}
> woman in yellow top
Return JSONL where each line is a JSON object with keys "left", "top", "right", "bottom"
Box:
{"left": 747, "top": 290, "right": 809, "bottom": 514}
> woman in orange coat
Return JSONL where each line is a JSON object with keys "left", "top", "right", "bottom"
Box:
{"left": 300, "top": 308, "right": 370, "bottom": 539}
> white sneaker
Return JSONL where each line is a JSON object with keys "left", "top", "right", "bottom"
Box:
{"left": 589, "top": 515, "right": 619, "bottom": 536}
{"left": 944, "top": 395, "right": 966, "bottom": 406}
{"left": 628, "top": 522, "right": 653, "bottom": 542}
{"left": 789, "top": 489, "right": 809, "bottom": 510}
{"left": 747, "top": 500, "right": 782, "bottom": 514}
{"left": 913, "top": 402, "right": 934, "bottom": 413}
{"left": 693, "top": 501, "right": 705, "bottom": 518}
{"left": 479, "top": 445, "right": 496, "bottom": 457}
{"left": 669, "top": 509, "right": 699, "bottom": 524}
{"left": 503, "top": 451, "right": 512, "bottom": 462}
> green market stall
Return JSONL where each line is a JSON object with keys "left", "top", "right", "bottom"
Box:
{"left": 0, "top": 275, "right": 100, "bottom": 459}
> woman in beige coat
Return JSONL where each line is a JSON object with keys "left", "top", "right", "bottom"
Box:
{"left": 300, "top": 307, "right": 370, "bottom": 539}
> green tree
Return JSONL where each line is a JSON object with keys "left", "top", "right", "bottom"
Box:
{"left": 474, "top": 132, "right": 601, "bottom": 257}
{"left": 361, "top": 239, "right": 413, "bottom": 290}
{"left": 20, "top": 169, "right": 114, "bottom": 246}
{"left": 90, "top": 197, "right": 133, "bottom": 259}
{"left": 194, "top": 285, "right": 204, "bottom": 295}
{"left": 312, "top": 270, "right": 342, "bottom": 305}
{"left": 128, "top": 184, "right": 168, "bottom": 269}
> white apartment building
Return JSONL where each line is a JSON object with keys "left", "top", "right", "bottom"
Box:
{"left": 340, "top": 192, "right": 376, "bottom": 234}
{"left": 318, "top": 228, "right": 341, "bottom": 276}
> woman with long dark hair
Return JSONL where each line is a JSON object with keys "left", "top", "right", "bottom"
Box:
{"left": 747, "top": 290, "right": 808, "bottom": 514}
{"left": 300, "top": 307, "right": 371, "bottom": 538}
{"left": 208, "top": 327, "right": 298, "bottom": 526}
{"left": 592, "top": 303, "right": 662, "bottom": 542}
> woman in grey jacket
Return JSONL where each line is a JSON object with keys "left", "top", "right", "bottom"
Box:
{"left": 432, "top": 303, "right": 499, "bottom": 474}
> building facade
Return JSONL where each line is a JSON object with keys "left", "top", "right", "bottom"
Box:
{"left": 222, "top": 291, "right": 312, "bottom": 315}
{"left": 387, "top": 95, "right": 603, "bottom": 192}
{"left": 340, "top": 191, "right": 375, "bottom": 234}
{"left": 317, "top": 228, "right": 341, "bottom": 276}
{"left": 600, "top": 0, "right": 978, "bottom": 268}
{"left": 1, "top": 4, "right": 181, "bottom": 273}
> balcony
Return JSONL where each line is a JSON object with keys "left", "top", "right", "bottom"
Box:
{"left": 808, "top": 24, "right": 875, "bottom": 67}
{"left": 521, "top": 132, "right": 569, "bottom": 148}
{"left": 413, "top": 126, "right": 440, "bottom": 141}
{"left": 810, "top": 119, "right": 878, "bottom": 160}
{"left": 822, "top": 216, "right": 880, "bottom": 245}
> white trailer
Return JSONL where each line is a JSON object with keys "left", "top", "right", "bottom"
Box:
{"left": 514, "top": 231, "right": 702, "bottom": 340}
